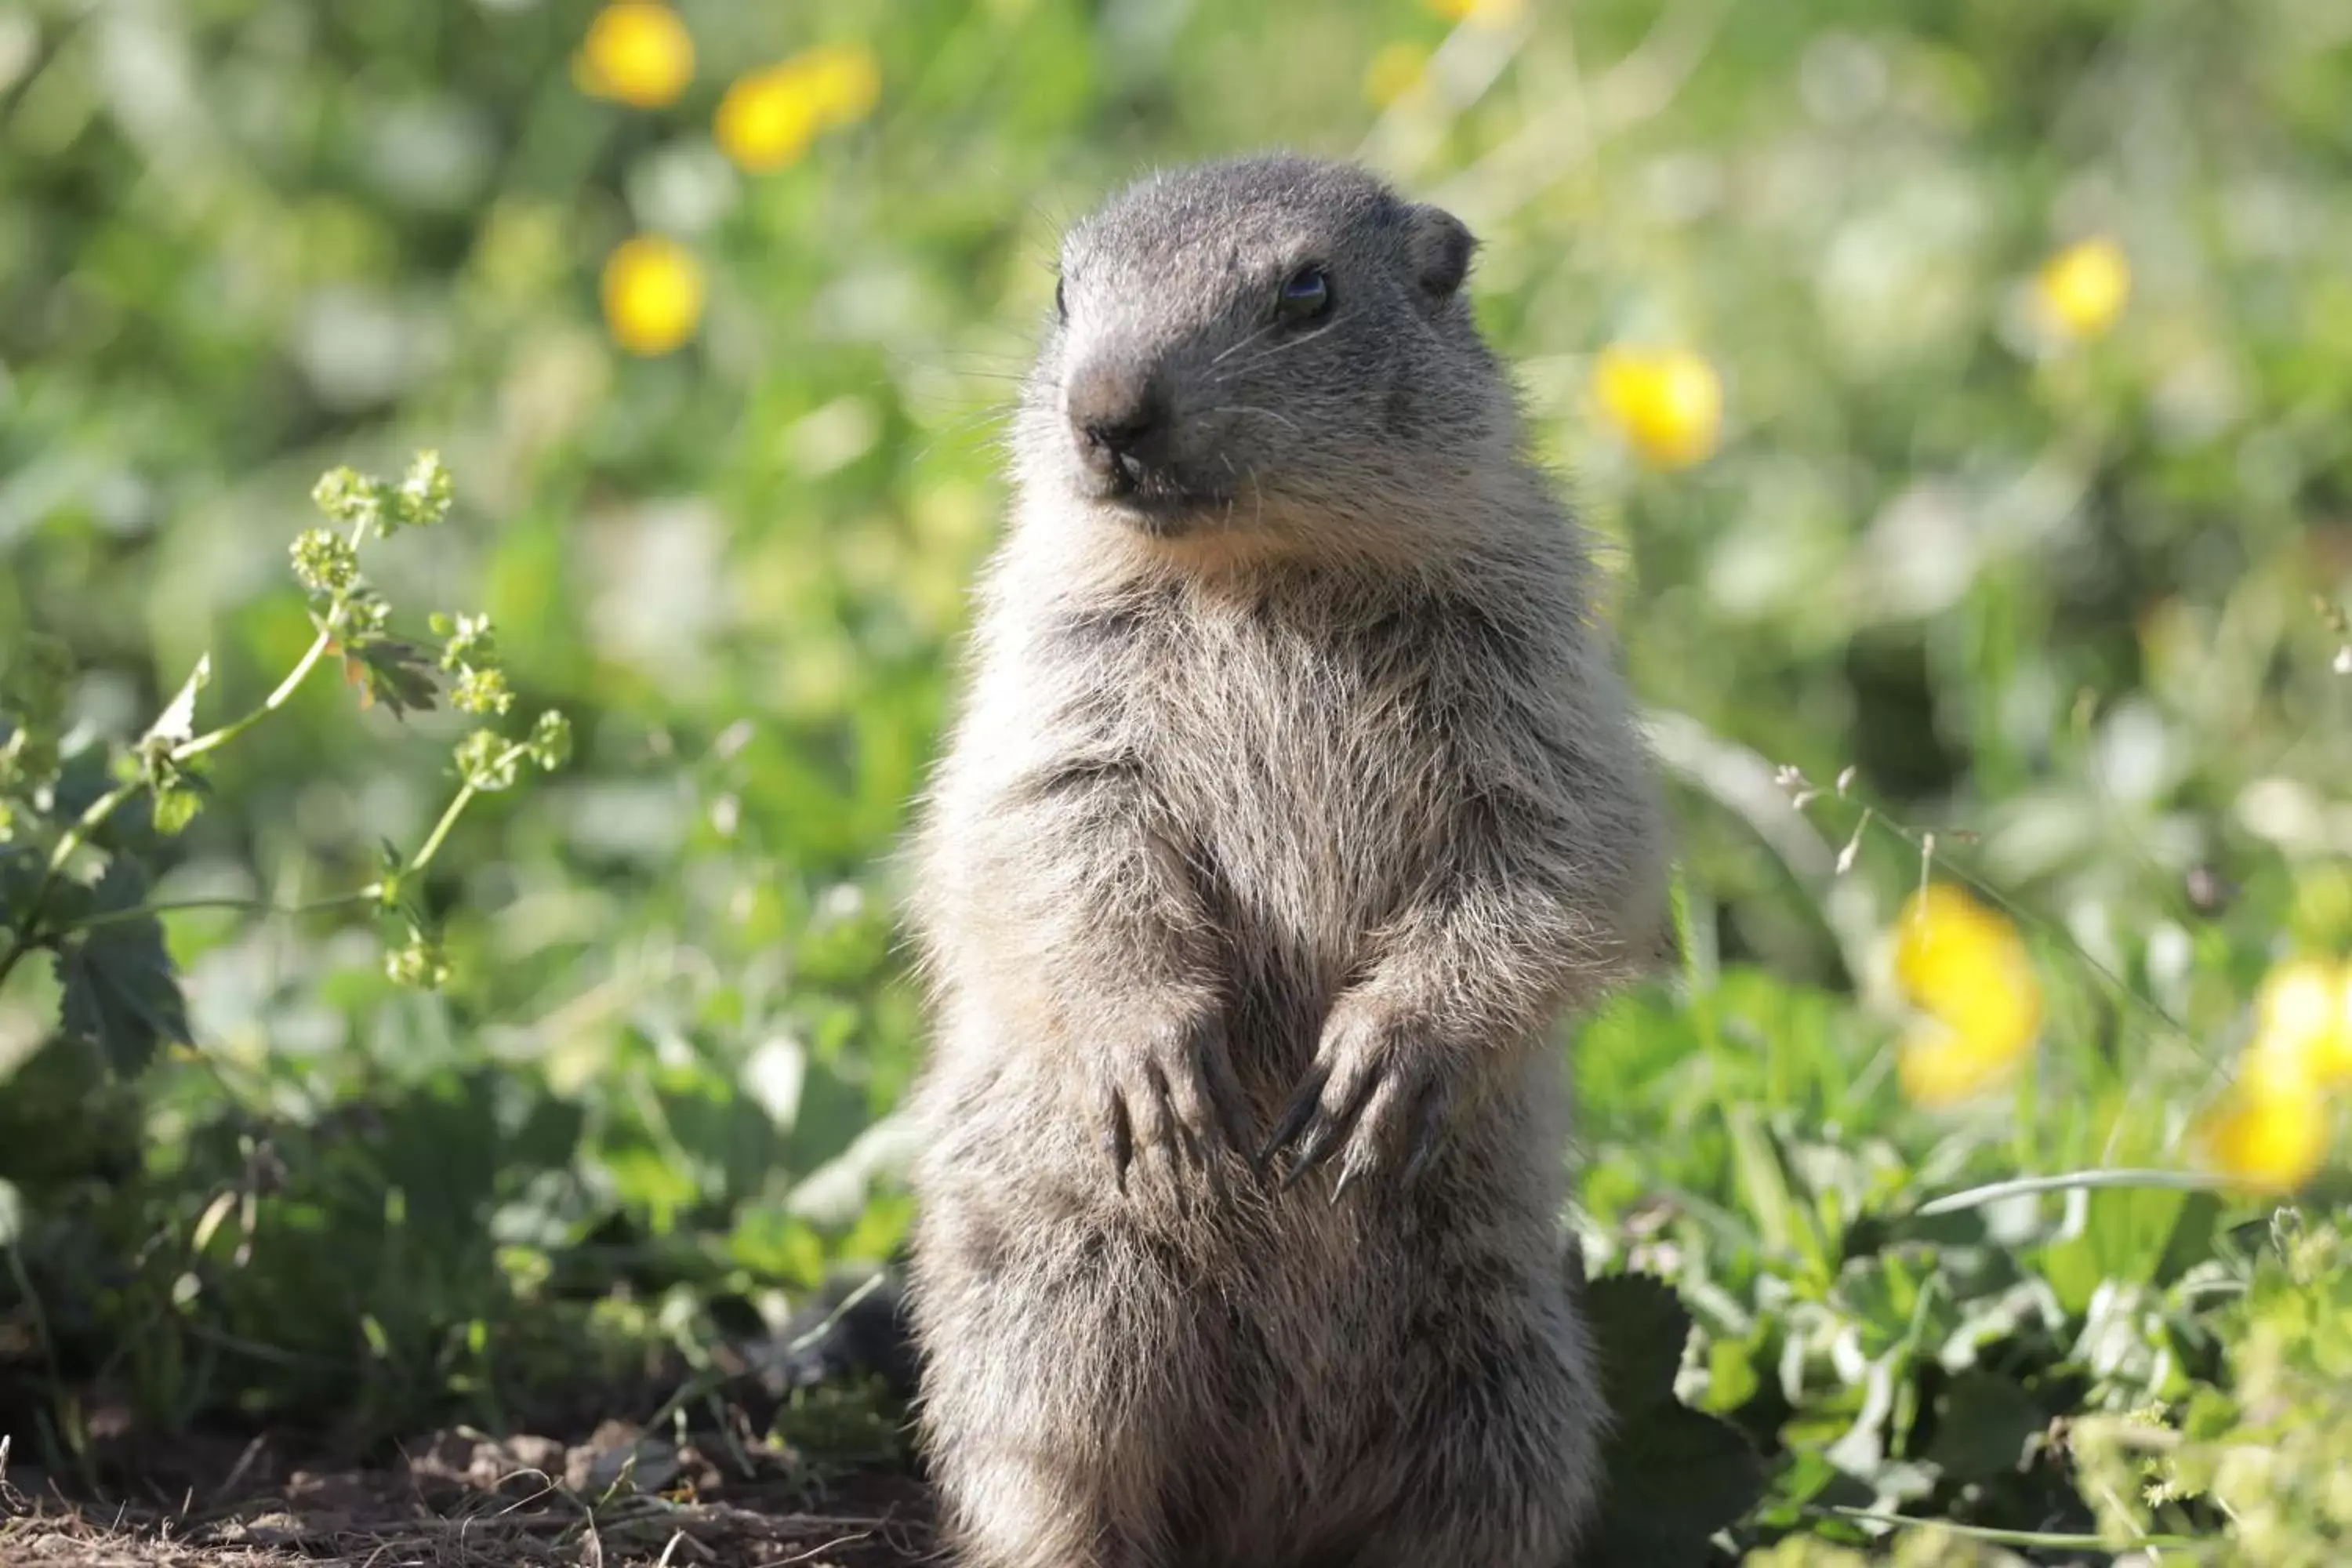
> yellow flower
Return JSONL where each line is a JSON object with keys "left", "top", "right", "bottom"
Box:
{"left": 2194, "top": 1078, "right": 2331, "bottom": 1195}
{"left": 1889, "top": 883, "right": 2043, "bottom": 1108}
{"left": 1363, "top": 43, "right": 1429, "bottom": 109}
{"left": 717, "top": 67, "right": 818, "bottom": 172}
{"left": 574, "top": 2, "right": 694, "bottom": 111}
{"left": 601, "top": 235, "right": 703, "bottom": 355}
{"left": 1896, "top": 1022, "right": 2016, "bottom": 1109}
{"left": 1593, "top": 346, "right": 1724, "bottom": 470}
{"left": 795, "top": 42, "right": 881, "bottom": 128}
{"left": 715, "top": 42, "right": 880, "bottom": 173}
{"left": 2332, "top": 967, "right": 2352, "bottom": 1085}
{"left": 2035, "top": 238, "right": 2130, "bottom": 341}
{"left": 2238, "top": 956, "right": 2352, "bottom": 1091}
{"left": 1425, "top": 0, "right": 1527, "bottom": 24}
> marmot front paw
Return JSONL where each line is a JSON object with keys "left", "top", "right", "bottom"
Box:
{"left": 1088, "top": 1005, "right": 1252, "bottom": 1189}
{"left": 1263, "top": 996, "right": 1456, "bottom": 1201}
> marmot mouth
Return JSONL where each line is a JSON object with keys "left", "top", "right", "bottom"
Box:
{"left": 1081, "top": 463, "right": 1227, "bottom": 533}
{"left": 1096, "top": 490, "right": 1223, "bottom": 537}
{"left": 1101, "top": 493, "right": 1214, "bottom": 531}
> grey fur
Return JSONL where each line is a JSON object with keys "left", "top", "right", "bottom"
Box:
{"left": 904, "top": 154, "right": 1669, "bottom": 1568}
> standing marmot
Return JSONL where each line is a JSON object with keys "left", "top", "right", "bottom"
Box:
{"left": 904, "top": 154, "right": 1668, "bottom": 1568}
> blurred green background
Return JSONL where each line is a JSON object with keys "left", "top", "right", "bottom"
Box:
{"left": 6, "top": 0, "right": 2352, "bottom": 1558}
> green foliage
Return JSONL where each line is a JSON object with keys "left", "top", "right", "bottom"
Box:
{"left": 0, "top": 454, "right": 568, "bottom": 1061}
{"left": 1587, "top": 1271, "right": 1766, "bottom": 1567}
{"left": 2071, "top": 1216, "right": 2352, "bottom": 1566}
{"left": 53, "top": 860, "right": 187, "bottom": 1077}
{"left": 3, "top": 0, "right": 2351, "bottom": 1559}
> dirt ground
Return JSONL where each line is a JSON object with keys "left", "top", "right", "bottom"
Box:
{"left": 0, "top": 1421, "right": 938, "bottom": 1568}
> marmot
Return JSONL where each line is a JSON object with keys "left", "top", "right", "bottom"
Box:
{"left": 904, "top": 154, "right": 1668, "bottom": 1568}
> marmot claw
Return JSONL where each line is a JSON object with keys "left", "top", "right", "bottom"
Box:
{"left": 1262, "top": 1002, "right": 1454, "bottom": 1199}
{"left": 1089, "top": 1008, "right": 1251, "bottom": 1189}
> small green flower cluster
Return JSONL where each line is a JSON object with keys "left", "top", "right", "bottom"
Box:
{"left": 448, "top": 712, "right": 572, "bottom": 798}
{"left": 299, "top": 456, "right": 574, "bottom": 989}
{"left": 289, "top": 456, "right": 459, "bottom": 720}
{"left": 428, "top": 609, "right": 568, "bottom": 802}
{"left": 309, "top": 451, "right": 455, "bottom": 539}
{"left": 383, "top": 921, "right": 452, "bottom": 990}
{"left": 433, "top": 612, "right": 513, "bottom": 717}
{"left": 289, "top": 529, "right": 359, "bottom": 597}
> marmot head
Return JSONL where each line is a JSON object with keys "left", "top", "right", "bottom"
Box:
{"left": 1013, "top": 155, "right": 1512, "bottom": 553}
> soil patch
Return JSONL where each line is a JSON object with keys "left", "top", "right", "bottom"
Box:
{"left": 0, "top": 1421, "right": 937, "bottom": 1567}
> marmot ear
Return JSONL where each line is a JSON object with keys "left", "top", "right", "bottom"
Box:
{"left": 1406, "top": 204, "right": 1476, "bottom": 301}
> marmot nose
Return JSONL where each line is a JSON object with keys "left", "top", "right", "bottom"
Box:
{"left": 1064, "top": 357, "right": 1167, "bottom": 481}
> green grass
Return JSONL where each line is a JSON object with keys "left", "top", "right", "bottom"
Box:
{"left": 6, "top": 0, "right": 2352, "bottom": 1561}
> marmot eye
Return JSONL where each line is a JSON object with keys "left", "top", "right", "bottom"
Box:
{"left": 1277, "top": 264, "right": 1332, "bottom": 324}
{"left": 1054, "top": 274, "right": 1068, "bottom": 323}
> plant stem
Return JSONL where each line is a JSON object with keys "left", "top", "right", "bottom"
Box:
{"left": 172, "top": 629, "right": 335, "bottom": 763}
{"left": 404, "top": 744, "right": 527, "bottom": 877}
{"left": 45, "top": 581, "right": 342, "bottom": 882}
{"left": 9, "top": 741, "right": 525, "bottom": 978}
{"left": 0, "top": 643, "right": 328, "bottom": 988}
{"left": 0, "top": 776, "right": 147, "bottom": 986}
{"left": 0, "top": 550, "right": 362, "bottom": 982}
{"left": 1820, "top": 1506, "right": 2206, "bottom": 1552}
{"left": 407, "top": 783, "right": 479, "bottom": 876}
{"left": 40, "top": 780, "right": 142, "bottom": 879}
{"left": 65, "top": 889, "right": 381, "bottom": 937}
{"left": 1915, "top": 1168, "right": 2225, "bottom": 1217}
{"left": 0, "top": 769, "right": 144, "bottom": 978}
{"left": 2, "top": 601, "right": 524, "bottom": 993}
{"left": 1669, "top": 860, "right": 1719, "bottom": 1047}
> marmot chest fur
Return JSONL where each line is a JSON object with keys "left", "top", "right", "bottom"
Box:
{"left": 905, "top": 153, "right": 1668, "bottom": 1568}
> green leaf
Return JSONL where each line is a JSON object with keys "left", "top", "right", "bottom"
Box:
{"left": 1922, "top": 1369, "right": 2044, "bottom": 1482}
{"left": 0, "top": 847, "right": 36, "bottom": 936}
{"left": 336, "top": 635, "right": 439, "bottom": 717}
{"left": 1589, "top": 1271, "right": 1693, "bottom": 1420}
{"left": 1584, "top": 1272, "right": 1766, "bottom": 1568}
{"left": 53, "top": 861, "right": 189, "bottom": 1077}
{"left": 151, "top": 784, "right": 204, "bottom": 836}
{"left": 1588, "top": 1406, "right": 1768, "bottom": 1567}
{"left": 0, "top": 633, "right": 74, "bottom": 734}
{"left": 2153, "top": 1190, "right": 2223, "bottom": 1287}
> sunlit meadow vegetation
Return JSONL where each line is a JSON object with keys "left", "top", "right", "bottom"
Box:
{"left": 5, "top": 0, "right": 2352, "bottom": 1561}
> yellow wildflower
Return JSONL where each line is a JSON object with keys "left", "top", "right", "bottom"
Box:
{"left": 1889, "top": 883, "right": 2043, "bottom": 1109}
{"left": 715, "top": 42, "right": 880, "bottom": 173}
{"left": 1896, "top": 1023, "right": 2013, "bottom": 1109}
{"left": 1363, "top": 43, "right": 1429, "bottom": 109}
{"left": 2035, "top": 238, "right": 2130, "bottom": 341}
{"left": 2332, "top": 967, "right": 2352, "bottom": 1085}
{"left": 1593, "top": 346, "right": 1724, "bottom": 470}
{"left": 2194, "top": 1078, "right": 2331, "bottom": 1196}
{"left": 795, "top": 42, "right": 881, "bottom": 128}
{"left": 1426, "top": 0, "right": 1528, "bottom": 25}
{"left": 574, "top": 2, "right": 694, "bottom": 111}
{"left": 601, "top": 235, "right": 704, "bottom": 356}
{"left": 717, "top": 67, "right": 818, "bottom": 172}
{"left": 2238, "top": 956, "right": 2352, "bottom": 1090}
